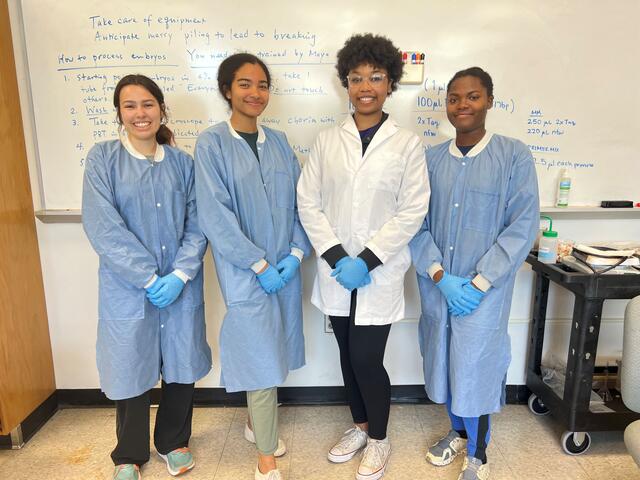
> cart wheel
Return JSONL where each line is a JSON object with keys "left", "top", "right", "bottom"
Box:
{"left": 528, "top": 394, "right": 550, "bottom": 416}
{"left": 561, "top": 431, "right": 591, "bottom": 455}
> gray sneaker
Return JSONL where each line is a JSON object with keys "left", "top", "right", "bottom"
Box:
{"left": 426, "top": 430, "right": 467, "bottom": 466}
{"left": 458, "top": 456, "right": 490, "bottom": 480}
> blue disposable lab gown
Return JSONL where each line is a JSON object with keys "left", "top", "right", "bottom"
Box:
{"left": 82, "top": 139, "right": 211, "bottom": 400}
{"left": 410, "top": 133, "right": 539, "bottom": 417}
{"left": 194, "top": 121, "right": 311, "bottom": 393}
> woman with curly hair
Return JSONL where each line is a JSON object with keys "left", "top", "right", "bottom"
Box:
{"left": 297, "top": 34, "right": 430, "bottom": 480}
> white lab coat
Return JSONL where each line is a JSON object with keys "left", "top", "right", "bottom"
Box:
{"left": 297, "top": 115, "right": 430, "bottom": 325}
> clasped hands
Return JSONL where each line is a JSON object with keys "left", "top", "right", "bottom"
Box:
{"left": 146, "top": 273, "right": 185, "bottom": 309}
{"left": 435, "top": 272, "right": 485, "bottom": 316}
{"left": 256, "top": 255, "right": 301, "bottom": 294}
{"left": 331, "top": 257, "right": 371, "bottom": 291}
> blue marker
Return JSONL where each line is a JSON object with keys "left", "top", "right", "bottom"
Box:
{"left": 411, "top": 53, "right": 416, "bottom": 64}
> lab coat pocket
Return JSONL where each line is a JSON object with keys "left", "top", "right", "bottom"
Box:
{"left": 463, "top": 189, "right": 499, "bottom": 233}
{"left": 179, "top": 270, "right": 204, "bottom": 309}
{"left": 274, "top": 171, "right": 295, "bottom": 209}
{"left": 453, "top": 289, "right": 504, "bottom": 331}
{"left": 363, "top": 267, "right": 401, "bottom": 319}
{"left": 175, "top": 303, "right": 210, "bottom": 368}
{"left": 316, "top": 258, "right": 351, "bottom": 310}
{"left": 98, "top": 270, "right": 145, "bottom": 320}
{"left": 223, "top": 263, "right": 264, "bottom": 306}
{"left": 417, "top": 277, "right": 445, "bottom": 325}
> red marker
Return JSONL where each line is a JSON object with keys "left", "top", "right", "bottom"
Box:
{"left": 636, "top": 203, "right": 640, "bottom": 208}
{"left": 402, "top": 52, "right": 407, "bottom": 64}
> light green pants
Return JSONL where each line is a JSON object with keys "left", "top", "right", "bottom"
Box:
{"left": 247, "top": 387, "right": 278, "bottom": 455}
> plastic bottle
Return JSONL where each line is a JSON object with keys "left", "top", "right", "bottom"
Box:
{"left": 534, "top": 215, "right": 553, "bottom": 251}
{"left": 556, "top": 169, "right": 571, "bottom": 207}
{"left": 538, "top": 228, "right": 559, "bottom": 264}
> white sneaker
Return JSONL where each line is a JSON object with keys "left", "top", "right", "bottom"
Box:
{"left": 328, "top": 425, "right": 369, "bottom": 463}
{"left": 254, "top": 466, "right": 282, "bottom": 480}
{"left": 244, "top": 423, "right": 287, "bottom": 457}
{"left": 458, "top": 456, "right": 490, "bottom": 480}
{"left": 426, "top": 430, "right": 467, "bottom": 466}
{"left": 356, "top": 437, "right": 391, "bottom": 480}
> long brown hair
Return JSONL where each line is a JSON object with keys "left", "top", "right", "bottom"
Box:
{"left": 113, "top": 74, "right": 174, "bottom": 145}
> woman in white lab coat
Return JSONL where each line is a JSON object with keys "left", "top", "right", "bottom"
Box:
{"left": 297, "top": 33, "right": 430, "bottom": 480}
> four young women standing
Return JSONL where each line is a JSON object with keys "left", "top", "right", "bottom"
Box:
{"left": 83, "top": 35, "right": 538, "bottom": 480}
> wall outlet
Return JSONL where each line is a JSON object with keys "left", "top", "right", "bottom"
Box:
{"left": 324, "top": 315, "right": 333, "bottom": 333}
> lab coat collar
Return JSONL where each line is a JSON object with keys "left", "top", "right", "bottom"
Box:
{"left": 340, "top": 113, "right": 399, "bottom": 149}
{"left": 120, "top": 132, "right": 165, "bottom": 162}
{"left": 448, "top": 131, "right": 494, "bottom": 158}
{"left": 225, "top": 120, "right": 266, "bottom": 144}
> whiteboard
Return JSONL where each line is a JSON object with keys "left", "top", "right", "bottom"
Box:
{"left": 19, "top": 0, "right": 640, "bottom": 210}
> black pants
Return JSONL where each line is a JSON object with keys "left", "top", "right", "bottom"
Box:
{"left": 111, "top": 381, "right": 195, "bottom": 466}
{"left": 330, "top": 291, "right": 392, "bottom": 440}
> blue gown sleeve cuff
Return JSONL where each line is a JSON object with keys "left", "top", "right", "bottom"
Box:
{"left": 143, "top": 273, "right": 158, "bottom": 289}
{"left": 472, "top": 274, "right": 492, "bottom": 292}
{"left": 290, "top": 248, "right": 304, "bottom": 262}
{"left": 428, "top": 262, "right": 444, "bottom": 280}
{"left": 172, "top": 269, "right": 190, "bottom": 284}
{"left": 251, "top": 258, "right": 268, "bottom": 274}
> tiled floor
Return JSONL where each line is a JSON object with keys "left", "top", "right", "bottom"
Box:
{"left": 0, "top": 404, "right": 637, "bottom": 479}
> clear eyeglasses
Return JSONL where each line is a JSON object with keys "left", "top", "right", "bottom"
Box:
{"left": 346, "top": 73, "right": 388, "bottom": 87}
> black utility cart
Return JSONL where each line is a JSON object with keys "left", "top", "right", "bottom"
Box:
{"left": 526, "top": 254, "right": 640, "bottom": 455}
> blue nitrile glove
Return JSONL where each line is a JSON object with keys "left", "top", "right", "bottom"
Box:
{"left": 454, "top": 282, "right": 486, "bottom": 316}
{"left": 334, "top": 256, "right": 350, "bottom": 269}
{"left": 331, "top": 257, "right": 369, "bottom": 291}
{"left": 146, "top": 273, "right": 185, "bottom": 309}
{"left": 329, "top": 256, "right": 350, "bottom": 278}
{"left": 257, "top": 264, "right": 286, "bottom": 294}
{"left": 277, "top": 255, "right": 301, "bottom": 283}
{"left": 435, "top": 272, "right": 480, "bottom": 316}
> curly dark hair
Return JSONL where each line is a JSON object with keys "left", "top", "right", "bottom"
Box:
{"left": 336, "top": 34, "right": 403, "bottom": 92}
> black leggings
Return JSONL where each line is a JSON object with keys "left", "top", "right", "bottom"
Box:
{"left": 111, "top": 381, "right": 195, "bottom": 466}
{"left": 330, "top": 291, "right": 392, "bottom": 440}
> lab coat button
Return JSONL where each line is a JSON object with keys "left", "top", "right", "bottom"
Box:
{"left": 162, "top": 245, "right": 166, "bottom": 250}
{"left": 449, "top": 246, "right": 454, "bottom": 251}
{"left": 462, "top": 162, "right": 466, "bottom": 166}
{"left": 161, "top": 324, "right": 164, "bottom": 328}
{"left": 156, "top": 203, "right": 161, "bottom": 207}
{"left": 454, "top": 203, "right": 459, "bottom": 208}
